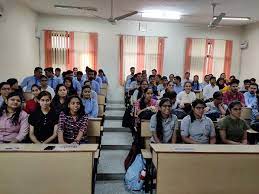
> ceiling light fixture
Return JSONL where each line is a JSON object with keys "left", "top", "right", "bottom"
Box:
{"left": 213, "top": 16, "right": 251, "bottom": 21}
{"left": 142, "top": 10, "right": 181, "bottom": 20}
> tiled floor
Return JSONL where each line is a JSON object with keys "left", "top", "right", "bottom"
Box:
{"left": 102, "top": 132, "right": 133, "bottom": 146}
{"left": 105, "top": 110, "right": 125, "bottom": 117}
{"left": 103, "top": 120, "right": 123, "bottom": 128}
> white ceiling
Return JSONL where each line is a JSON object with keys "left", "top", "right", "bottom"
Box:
{"left": 20, "top": 0, "right": 259, "bottom": 26}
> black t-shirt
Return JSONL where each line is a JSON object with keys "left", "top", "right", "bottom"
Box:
{"left": 28, "top": 108, "right": 59, "bottom": 142}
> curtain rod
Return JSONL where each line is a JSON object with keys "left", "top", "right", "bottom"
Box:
{"left": 116, "top": 34, "right": 168, "bottom": 38}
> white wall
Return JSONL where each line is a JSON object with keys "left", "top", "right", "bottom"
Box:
{"left": 38, "top": 15, "right": 242, "bottom": 102}
{"left": 0, "top": 0, "right": 38, "bottom": 82}
{"left": 240, "top": 22, "right": 259, "bottom": 81}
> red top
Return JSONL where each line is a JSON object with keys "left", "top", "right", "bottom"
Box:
{"left": 24, "top": 99, "right": 39, "bottom": 114}
{"left": 223, "top": 91, "right": 245, "bottom": 106}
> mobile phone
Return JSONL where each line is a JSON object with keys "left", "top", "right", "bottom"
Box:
{"left": 44, "top": 146, "right": 55, "bottom": 150}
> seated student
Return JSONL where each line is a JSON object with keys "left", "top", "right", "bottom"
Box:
{"left": 24, "top": 84, "right": 41, "bottom": 114}
{"left": 128, "top": 73, "right": 142, "bottom": 94}
{"left": 203, "top": 76, "right": 219, "bottom": 102}
{"left": 155, "top": 74, "right": 162, "bottom": 86}
{"left": 73, "top": 67, "right": 78, "bottom": 77}
{"left": 84, "top": 80, "right": 98, "bottom": 102}
{"left": 173, "top": 76, "right": 183, "bottom": 94}
{"left": 150, "top": 98, "right": 178, "bottom": 143}
{"left": 191, "top": 75, "right": 201, "bottom": 92}
{"left": 205, "top": 91, "right": 227, "bottom": 117}
{"left": 169, "top": 74, "right": 174, "bottom": 82}
{"left": 176, "top": 81, "right": 196, "bottom": 113}
{"left": 0, "top": 92, "right": 29, "bottom": 143}
{"left": 148, "top": 75, "right": 158, "bottom": 96}
{"left": 63, "top": 70, "right": 82, "bottom": 96}
{"left": 162, "top": 91, "right": 178, "bottom": 110}
{"left": 251, "top": 90, "right": 259, "bottom": 131}
{"left": 64, "top": 77, "right": 77, "bottom": 96}
{"left": 244, "top": 83, "right": 258, "bottom": 108}
{"left": 88, "top": 69, "right": 101, "bottom": 94}
{"left": 126, "top": 66, "right": 135, "bottom": 82}
{"left": 223, "top": 79, "right": 245, "bottom": 106}
{"left": 219, "top": 101, "right": 248, "bottom": 144}
{"left": 182, "top": 72, "right": 192, "bottom": 86}
{"left": 28, "top": 91, "right": 58, "bottom": 143}
{"left": 40, "top": 75, "right": 55, "bottom": 98}
{"left": 58, "top": 95, "right": 88, "bottom": 144}
{"left": 44, "top": 67, "right": 62, "bottom": 89}
{"left": 216, "top": 78, "right": 226, "bottom": 91}
{"left": 94, "top": 70, "right": 102, "bottom": 88}
{"left": 76, "top": 71, "right": 85, "bottom": 87}
{"left": 250, "top": 78, "right": 257, "bottom": 84}
{"left": 131, "top": 80, "right": 148, "bottom": 106}
{"left": 20, "top": 67, "right": 42, "bottom": 92}
{"left": 51, "top": 84, "right": 68, "bottom": 115}
{"left": 181, "top": 99, "right": 216, "bottom": 144}
{"left": 81, "top": 85, "right": 98, "bottom": 118}
{"left": 7, "top": 78, "right": 23, "bottom": 96}
{"left": 0, "top": 82, "right": 11, "bottom": 107}
{"left": 160, "top": 81, "right": 174, "bottom": 97}
{"left": 240, "top": 79, "right": 251, "bottom": 93}
{"left": 54, "top": 67, "right": 62, "bottom": 79}
{"left": 200, "top": 75, "right": 210, "bottom": 90}
{"left": 98, "top": 69, "right": 108, "bottom": 84}
{"left": 157, "top": 76, "right": 168, "bottom": 93}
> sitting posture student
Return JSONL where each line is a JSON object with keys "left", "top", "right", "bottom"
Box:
{"left": 94, "top": 70, "right": 102, "bottom": 88}
{"left": 98, "top": 69, "right": 108, "bottom": 84}
{"left": 7, "top": 78, "right": 23, "bottom": 97}
{"left": 64, "top": 77, "right": 77, "bottom": 96}
{"left": 54, "top": 68, "right": 62, "bottom": 79}
{"left": 244, "top": 83, "right": 258, "bottom": 108}
{"left": 88, "top": 70, "right": 101, "bottom": 94}
{"left": 0, "top": 92, "right": 29, "bottom": 143}
{"left": 131, "top": 80, "right": 148, "bottom": 105}
{"left": 176, "top": 81, "right": 196, "bottom": 113}
{"left": 51, "top": 84, "right": 68, "bottom": 115}
{"left": 205, "top": 91, "right": 227, "bottom": 117}
{"left": 181, "top": 99, "right": 216, "bottom": 144}
{"left": 203, "top": 76, "right": 219, "bottom": 102}
{"left": 160, "top": 81, "right": 174, "bottom": 97}
{"left": 24, "top": 84, "right": 41, "bottom": 114}
{"left": 191, "top": 75, "right": 201, "bottom": 92}
{"left": 84, "top": 80, "right": 98, "bottom": 102}
{"left": 223, "top": 79, "right": 245, "bottom": 106}
{"left": 81, "top": 86, "right": 98, "bottom": 118}
{"left": 251, "top": 90, "right": 259, "bottom": 131}
{"left": 20, "top": 67, "right": 42, "bottom": 92}
{"left": 29, "top": 91, "right": 58, "bottom": 143}
{"left": 0, "top": 82, "right": 11, "bottom": 107}
{"left": 44, "top": 67, "right": 62, "bottom": 89}
{"left": 173, "top": 76, "right": 183, "bottom": 94}
{"left": 148, "top": 75, "right": 158, "bottom": 96}
{"left": 40, "top": 75, "right": 55, "bottom": 98}
{"left": 216, "top": 78, "right": 226, "bottom": 91}
{"left": 76, "top": 71, "right": 85, "bottom": 87}
{"left": 182, "top": 72, "right": 192, "bottom": 85}
{"left": 157, "top": 76, "right": 168, "bottom": 93}
{"left": 64, "top": 70, "right": 82, "bottom": 95}
{"left": 219, "top": 101, "right": 248, "bottom": 144}
{"left": 240, "top": 79, "right": 251, "bottom": 93}
{"left": 58, "top": 96, "right": 88, "bottom": 144}
{"left": 162, "top": 91, "right": 178, "bottom": 110}
{"left": 150, "top": 98, "right": 178, "bottom": 143}
{"left": 200, "top": 75, "right": 210, "bottom": 90}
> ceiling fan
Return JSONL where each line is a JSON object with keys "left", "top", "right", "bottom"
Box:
{"left": 208, "top": 3, "right": 225, "bottom": 29}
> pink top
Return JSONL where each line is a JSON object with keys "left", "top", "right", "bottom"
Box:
{"left": 134, "top": 98, "right": 157, "bottom": 113}
{"left": 0, "top": 110, "right": 29, "bottom": 143}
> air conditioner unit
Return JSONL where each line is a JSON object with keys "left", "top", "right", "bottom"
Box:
{"left": 240, "top": 41, "right": 248, "bottom": 49}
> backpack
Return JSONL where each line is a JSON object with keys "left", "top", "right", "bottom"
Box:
{"left": 124, "top": 139, "right": 141, "bottom": 171}
{"left": 124, "top": 154, "right": 146, "bottom": 191}
{"left": 138, "top": 109, "right": 155, "bottom": 120}
{"left": 122, "top": 105, "right": 134, "bottom": 128}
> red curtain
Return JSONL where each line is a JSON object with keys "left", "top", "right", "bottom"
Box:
{"left": 89, "top": 32, "right": 98, "bottom": 70}
{"left": 157, "top": 37, "right": 165, "bottom": 74}
{"left": 224, "top": 40, "right": 233, "bottom": 78}
{"left": 119, "top": 36, "right": 124, "bottom": 85}
{"left": 184, "top": 38, "right": 192, "bottom": 74}
{"left": 137, "top": 36, "right": 145, "bottom": 73}
{"left": 44, "top": 30, "right": 52, "bottom": 68}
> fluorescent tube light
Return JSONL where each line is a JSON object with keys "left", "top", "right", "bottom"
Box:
{"left": 213, "top": 16, "right": 251, "bottom": 21}
{"left": 142, "top": 10, "right": 181, "bottom": 20}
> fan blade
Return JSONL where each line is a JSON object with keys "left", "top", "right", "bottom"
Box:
{"left": 209, "top": 12, "right": 226, "bottom": 28}
{"left": 114, "top": 11, "right": 138, "bottom": 21}
{"left": 54, "top": 5, "right": 98, "bottom": 12}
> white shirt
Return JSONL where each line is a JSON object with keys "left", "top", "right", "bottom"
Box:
{"left": 176, "top": 91, "right": 196, "bottom": 106}
{"left": 202, "top": 84, "right": 219, "bottom": 100}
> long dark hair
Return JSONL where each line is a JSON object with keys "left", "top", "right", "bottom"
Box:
{"left": 63, "top": 95, "right": 85, "bottom": 120}
{"left": 98, "top": 69, "right": 106, "bottom": 76}
{"left": 156, "top": 98, "right": 172, "bottom": 141}
{"left": 139, "top": 88, "right": 152, "bottom": 110}
{"left": 0, "top": 92, "right": 23, "bottom": 125}
{"left": 137, "top": 80, "right": 148, "bottom": 100}
{"left": 53, "top": 84, "right": 67, "bottom": 102}
{"left": 226, "top": 100, "right": 242, "bottom": 116}
{"left": 190, "top": 99, "right": 206, "bottom": 123}
{"left": 63, "top": 77, "right": 76, "bottom": 95}
{"left": 191, "top": 75, "right": 200, "bottom": 90}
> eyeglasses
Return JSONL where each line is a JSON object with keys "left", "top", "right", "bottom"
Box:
{"left": 195, "top": 106, "right": 205, "bottom": 110}
{"left": 232, "top": 108, "right": 242, "bottom": 111}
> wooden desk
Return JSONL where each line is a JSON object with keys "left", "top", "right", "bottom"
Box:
{"left": 0, "top": 144, "right": 98, "bottom": 194}
{"left": 151, "top": 144, "right": 259, "bottom": 194}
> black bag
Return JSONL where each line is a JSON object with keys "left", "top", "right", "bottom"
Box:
{"left": 172, "top": 109, "right": 187, "bottom": 119}
{"left": 138, "top": 109, "right": 155, "bottom": 120}
{"left": 122, "top": 105, "right": 134, "bottom": 128}
{"left": 205, "top": 111, "right": 221, "bottom": 121}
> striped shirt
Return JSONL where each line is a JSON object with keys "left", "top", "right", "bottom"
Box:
{"left": 58, "top": 111, "right": 88, "bottom": 143}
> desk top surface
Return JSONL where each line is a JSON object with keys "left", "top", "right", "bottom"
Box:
{"left": 151, "top": 144, "right": 259, "bottom": 154}
{"left": 0, "top": 144, "right": 98, "bottom": 152}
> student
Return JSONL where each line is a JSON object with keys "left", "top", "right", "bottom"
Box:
{"left": 162, "top": 91, "right": 178, "bottom": 110}
{"left": 0, "top": 92, "right": 29, "bottom": 143}
{"left": 203, "top": 76, "right": 219, "bottom": 102}
{"left": 205, "top": 91, "right": 227, "bottom": 116}
{"left": 160, "top": 81, "right": 174, "bottom": 97}
{"left": 29, "top": 91, "right": 58, "bottom": 144}
{"left": 54, "top": 68, "right": 62, "bottom": 79}
{"left": 151, "top": 69, "right": 157, "bottom": 76}
{"left": 24, "top": 84, "right": 41, "bottom": 114}
{"left": 155, "top": 74, "right": 162, "bottom": 86}
{"left": 81, "top": 85, "right": 98, "bottom": 118}
{"left": 98, "top": 69, "right": 108, "bottom": 84}
{"left": 131, "top": 80, "right": 148, "bottom": 106}
{"left": 148, "top": 75, "right": 158, "bottom": 96}
{"left": 76, "top": 71, "right": 86, "bottom": 87}
{"left": 64, "top": 77, "right": 77, "bottom": 96}
{"left": 141, "top": 70, "right": 148, "bottom": 82}
{"left": 219, "top": 101, "right": 248, "bottom": 144}
{"left": 176, "top": 81, "right": 196, "bottom": 112}
{"left": 216, "top": 78, "right": 226, "bottom": 91}
{"left": 223, "top": 79, "right": 245, "bottom": 106}
{"left": 244, "top": 83, "right": 258, "bottom": 108}
{"left": 181, "top": 99, "right": 216, "bottom": 144}
{"left": 191, "top": 75, "right": 201, "bottom": 92}
{"left": 87, "top": 70, "right": 101, "bottom": 94}
{"left": 128, "top": 73, "right": 142, "bottom": 93}
{"left": 21, "top": 67, "right": 42, "bottom": 92}
{"left": 58, "top": 95, "right": 88, "bottom": 144}
{"left": 94, "top": 70, "right": 102, "bottom": 88}
{"left": 84, "top": 80, "right": 98, "bottom": 102}
{"left": 182, "top": 72, "right": 192, "bottom": 85}
{"left": 126, "top": 67, "right": 135, "bottom": 82}
{"left": 65, "top": 70, "right": 82, "bottom": 95}
{"left": 44, "top": 67, "right": 62, "bottom": 89}
{"left": 240, "top": 79, "right": 251, "bottom": 93}
{"left": 7, "top": 78, "right": 22, "bottom": 93}
{"left": 40, "top": 75, "right": 55, "bottom": 98}
{"left": 251, "top": 90, "right": 259, "bottom": 131}
{"left": 169, "top": 74, "right": 174, "bottom": 82}
{"left": 250, "top": 78, "right": 256, "bottom": 84}
{"left": 173, "top": 76, "right": 183, "bottom": 94}
{"left": 200, "top": 75, "right": 210, "bottom": 90}
{"left": 73, "top": 67, "right": 78, "bottom": 77}
{"left": 157, "top": 76, "right": 168, "bottom": 93}
{"left": 0, "top": 82, "right": 11, "bottom": 107}
{"left": 150, "top": 98, "right": 178, "bottom": 143}
{"left": 51, "top": 84, "right": 68, "bottom": 115}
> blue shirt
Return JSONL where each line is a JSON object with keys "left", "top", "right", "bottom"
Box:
{"left": 82, "top": 98, "right": 98, "bottom": 118}
{"left": 91, "top": 80, "right": 100, "bottom": 94}
{"left": 95, "top": 76, "right": 102, "bottom": 88}
{"left": 48, "top": 77, "right": 62, "bottom": 89}
{"left": 99, "top": 75, "right": 108, "bottom": 84}
{"left": 192, "top": 82, "right": 201, "bottom": 91}
{"left": 21, "top": 76, "right": 40, "bottom": 92}
{"left": 82, "top": 74, "right": 88, "bottom": 81}
{"left": 71, "top": 78, "right": 82, "bottom": 95}
{"left": 174, "top": 84, "right": 183, "bottom": 94}
{"left": 244, "top": 92, "right": 257, "bottom": 108}
{"left": 251, "top": 99, "right": 259, "bottom": 123}
{"left": 76, "top": 78, "right": 87, "bottom": 87}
